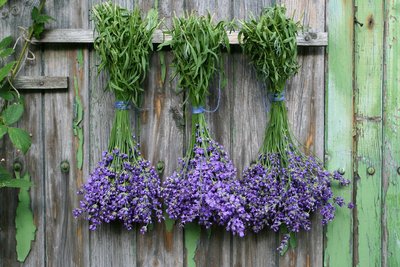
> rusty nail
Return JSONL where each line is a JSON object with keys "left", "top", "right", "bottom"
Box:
{"left": 60, "top": 160, "right": 70, "bottom": 173}
{"left": 156, "top": 160, "right": 165, "bottom": 175}
{"left": 13, "top": 161, "right": 22, "bottom": 172}
{"left": 10, "top": 5, "right": 20, "bottom": 16}
{"left": 397, "top": 167, "right": 400, "bottom": 175}
{"left": 367, "top": 167, "right": 375, "bottom": 175}
{"left": 337, "top": 168, "right": 345, "bottom": 175}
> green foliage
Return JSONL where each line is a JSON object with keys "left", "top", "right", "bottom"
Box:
{"left": 2, "top": 102, "right": 24, "bottom": 125}
{"left": 0, "top": 166, "right": 32, "bottom": 188}
{"left": 0, "top": 0, "right": 7, "bottom": 9}
{"left": 15, "top": 172, "right": 36, "bottom": 262}
{"left": 30, "top": 6, "right": 55, "bottom": 39}
{"left": 159, "top": 12, "right": 232, "bottom": 107}
{"left": 92, "top": 2, "right": 159, "bottom": 104}
{"left": 239, "top": 5, "right": 301, "bottom": 93}
{"left": 8, "top": 127, "right": 31, "bottom": 154}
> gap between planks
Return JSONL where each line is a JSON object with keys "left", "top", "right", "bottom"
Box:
{"left": 32, "top": 29, "right": 328, "bottom": 46}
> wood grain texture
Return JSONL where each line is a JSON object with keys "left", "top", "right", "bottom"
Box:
{"left": 0, "top": 1, "right": 45, "bottom": 266}
{"left": 324, "top": 0, "right": 354, "bottom": 266}
{"left": 278, "top": 0, "right": 325, "bottom": 266}
{"left": 42, "top": 0, "right": 89, "bottom": 266}
{"left": 383, "top": 1, "right": 400, "bottom": 266}
{"left": 33, "top": 29, "right": 328, "bottom": 46}
{"left": 13, "top": 76, "right": 68, "bottom": 90}
{"left": 353, "top": 1, "right": 384, "bottom": 266}
{"left": 135, "top": 2, "right": 185, "bottom": 267}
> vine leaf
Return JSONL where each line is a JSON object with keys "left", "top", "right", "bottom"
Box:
{"left": 2, "top": 103, "right": 24, "bottom": 126}
{"left": 0, "top": 61, "right": 16, "bottom": 82}
{"left": 0, "top": 125, "right": 8, "bottom": 139}
{"left": 15, "top": 172, "right": 36, "bottom": 262}
{"left": 0, "top": 0, "right": 7, "bottom": 8}
{"left": 8, "top": 127, "right": 31, "bottom": 154}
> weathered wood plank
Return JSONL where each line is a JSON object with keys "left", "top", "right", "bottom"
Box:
{"left": 88, "top": 1, "right": 137, "bottom": 266}
{"left": 13, "top": 76, "right": 68, "bottom": 90}
{"left": 353, "top": 1, "right": 384, "bottom": 266}
{"left": 0, "top": 1, "right": 45, "bottom": 266}
{"left": 383, "top": 1, "right": 400, "bottom": 266}
{"left": 230, "top": 1, "right": 279, "bottom": 266}
{"left": 32, "top": 29, "right": 328, "bottom": 46}
{"left": 278, "top": 1, "right": 325, "bottom": 266}
{"left": 324, "top": 0, "right": 355, "bottom": 266}
{"left": 135, "top": 2, "right": 185, "bottom": 266}
{"left": 43, "top": 0, "right": 89, "bottom": 266}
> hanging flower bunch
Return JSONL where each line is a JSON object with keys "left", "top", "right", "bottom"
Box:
{"left": 239, "top": 5, "right": 352, "bottom": 252}
{"left": 160, "top": 13, "right": 248, "bottom": 236}
{"left": 73, "top": 2, "right": 163, "bottom": 233}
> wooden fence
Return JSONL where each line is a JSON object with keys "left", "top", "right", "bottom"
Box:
{"left": 0, "top": 0, "right": 399, "bottom": 266}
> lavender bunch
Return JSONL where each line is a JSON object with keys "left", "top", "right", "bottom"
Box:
{"left": 161, "top": 13, "right": 247, "bottom": 236}
{"left": 74, "top": 3, "right": 162, "bottom": 232}
{"left": 240, "top": 5, "right": 352, "bottom": 253}
{"left": 163, "top": 115, "right": 248, "bottom": 236}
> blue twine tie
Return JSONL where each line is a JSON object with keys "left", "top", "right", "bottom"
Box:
{"left": 192, "top": 106, "right": 205, "bottom": 114}
{"left": 114, "top": 101, "right": 132, "bottom": 110}
{"left": 267, "top": 91, "right": 285, "bottom": 102}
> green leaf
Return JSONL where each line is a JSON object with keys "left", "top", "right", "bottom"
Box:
{"left": 31, "top": 6, "right": 39, "bottom": 21}
{"left": 0, "top": 48, "right": 14, "bottom": 58}
{"left": 0, "top": 36, "right": 12, "bottom": 49}
{"left": 8, "top": 127, "right": 31, "bottom": 154}
{"left": 0, "top": 124, "right": 8, "bottom": 139}
{"left": 2, "top": 103, "right": 24, "bottom": 125}
{"left": 0, "top": 90, "right": 15, "bottom": 101}
{"left": 0, "top": 61, "right": 16, "bottom": 82}
{"left": 15, "top": 172, "right": 36, "bottom": 262}
{"left": 0, "top": 177, "right": 32, "bottom": 188}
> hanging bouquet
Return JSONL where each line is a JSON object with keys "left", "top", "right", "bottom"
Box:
{"left": 160, "top": 13, "right": 248, "bottom": 236}
{"left": 73, "top": 2, "right": 163, "bottom": 233}
{"left": 239, "top": 5, "right": 352, "bottom": 252}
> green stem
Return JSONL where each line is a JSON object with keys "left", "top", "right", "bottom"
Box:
{"left": 10, "top": 0, "right": 46, "bottom": 80}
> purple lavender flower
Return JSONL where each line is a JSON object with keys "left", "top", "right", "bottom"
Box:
{"left": 73, "top": 149, "right": 163, "bottom": 232}
{"left": 162, "top": 126, "right": 248, "bottom": 237}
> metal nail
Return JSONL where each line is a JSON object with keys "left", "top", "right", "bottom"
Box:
{"left": 39, "top": 81, "right": 44, "bottom": 86}
{"left": 367, "top": 167, "right": 375, "bottom": 175}
{"left": 304, "top": 34, "right": 311, "bottom": 42}
{"left": 13, "top": 161, "right": 22, "bottom": 172}
{"left": 10, "top": 5, "right": 20, "bottom": 16}
{"left": 337, "top": 168, "right": 345, "bottom": 175}
{"left": 60, "top": 160, "right": 70, "bottom": 173}
{"left": 397, "top": 167, "right": 400, "bottom": 175}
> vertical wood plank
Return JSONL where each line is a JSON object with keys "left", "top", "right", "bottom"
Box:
{"left": 0, "top": 1, "right": 45, "bottom": 266}
{"left": 87, "top": 1, "right": 137, "bottom": 266}
{"left": 135, "top": 1, "right": 185, "bottom": 265}
{"left": 383, "top": 1, "right": 400, "bottom": 266}
{"left": 324, "top": 0, "right": 355, "bottom": 266}
{"left": 353, "top": 1, "right": 384, "bottom": 266}
{"left": 42, "top": 0, "right": 89, "bottom": 266}
{"left": 277, "top": 1, "right": 325, "bottom": 266}
{"left": 231, "top": 1, "right": 279, "bottom": 267}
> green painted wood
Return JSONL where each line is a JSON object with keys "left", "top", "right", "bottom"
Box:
{"left": 383, "top": 1, "right": 400, "bottom": 266}
{"left": 324, "top": 0, "right": 354, "bottom": 266}
{"left": 353, "top": 1, "right": 384, "bottom": 267}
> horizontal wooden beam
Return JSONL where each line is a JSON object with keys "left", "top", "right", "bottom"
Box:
{"left": 33, "top": 29, "right": 328, "bottom": 46}
{"left": 13, "top": 76, "right": 68, "bottom": 90}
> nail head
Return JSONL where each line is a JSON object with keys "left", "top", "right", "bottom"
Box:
{"left": 337, "top": 168, "right": 345, "bottom": 175}
{"left": 367, "top": 167, "right": 375, "bottom": 175}
{"left": 60, "top": 160, "right": 70, "bottom": 173}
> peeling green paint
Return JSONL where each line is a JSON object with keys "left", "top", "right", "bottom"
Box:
{"left": 159, "top": 51, "right": 166, "bottom": 85}
{"left": 164, "top": 212, "right": 174, "bottom": 232}
{"left": 184, "top": 223, "right": 200, "bottom": 267}
{"left": 324, "top": 0, "right": 354, "bottom": 266}
{"left": 73, "top": 76, "right": 84, "bottom": 170}
{"left": 354, "top": 1, "right": 384, "bottom": 266}
{"left": 15, "top": 172, "right": 36, "bottom": 262}
{"left": 384, "top": 1, "right": 400, "bottom": 265}
{"left": 77, "top": 49, "right": 84, "bottom": 68}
